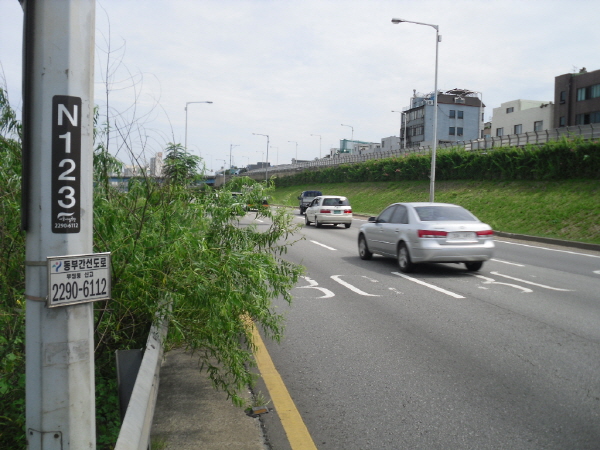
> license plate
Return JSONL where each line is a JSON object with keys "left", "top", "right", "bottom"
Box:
{"left": 333, "top": 210, "right": 341, "bottom": 214}
{"left": 448, "top": 231, "right": 476, "bottom": 240}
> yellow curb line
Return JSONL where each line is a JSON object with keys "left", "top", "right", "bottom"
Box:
{"left": 251, "top": 325, "right": 318, "bottom": 450}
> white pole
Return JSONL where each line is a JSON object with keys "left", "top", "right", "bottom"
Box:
{"left": 24, "top": 1, "right": 96, "bottom": 448}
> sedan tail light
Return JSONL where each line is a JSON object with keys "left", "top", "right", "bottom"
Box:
{"left": 476, "top": 230, "right": 494, "bottom": 237}
{"left": 418, "top": 230, "right": 448, "bottom": 238}
{"left": 344, "top": 209, "right": 352, "bottom": 214}
{"left": 320, "top": 209, "right": 331, "bottom": 213}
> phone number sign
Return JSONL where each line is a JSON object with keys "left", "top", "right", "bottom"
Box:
{"left": 47, "top": 253, "right": 111, "bottom": 308}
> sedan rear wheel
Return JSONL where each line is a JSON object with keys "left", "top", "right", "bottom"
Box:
{"left": 358, "top": 235, "right": 373, "bottom": 260}
{"left": 397, "top": 242, "right": 415, "bottom": 273}
{"left": 344, "top": 223, "right": 351, "bottom": 229}
{"left": 305, "top": 214, "right": 311, "bottom": 226}
{"left": 465, "top": 261, "right": 483, "bottom": 271}
{"left": 315, "top": 218, "right": 322, "bottom": 228}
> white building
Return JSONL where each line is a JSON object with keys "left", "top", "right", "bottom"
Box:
{"left": 491, "top": 100, "right": 553, "bottom": 137}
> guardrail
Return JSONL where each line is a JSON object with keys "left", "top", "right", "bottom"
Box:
{"left": 244, "top": 123, "right": 599, "bottom": 178}
{"left": 114, "top": 316, "right": 168, "bottom": 450}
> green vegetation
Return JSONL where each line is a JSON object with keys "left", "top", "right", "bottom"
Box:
{"left": 275, "top": 139, "right": 600, "bottom": 186}
{"left": 270, "top": 179, "right": 600, "bottom": 245}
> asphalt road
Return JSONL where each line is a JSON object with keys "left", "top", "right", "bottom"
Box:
{"left": 250, "top": 210, "right": 600, "bottom": 450}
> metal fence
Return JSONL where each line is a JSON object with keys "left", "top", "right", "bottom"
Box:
{"left": 245, "top": 123, "right": 599, "bottom": 177}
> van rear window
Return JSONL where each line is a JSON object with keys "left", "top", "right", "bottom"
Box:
{"left": 303, "top": 191, "right": 322, "bottom": 197}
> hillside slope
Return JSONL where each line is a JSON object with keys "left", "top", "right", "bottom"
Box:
{"left": 269, "top": 179, "right": 600, "bottom": 245}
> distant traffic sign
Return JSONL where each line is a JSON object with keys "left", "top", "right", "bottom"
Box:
{"left": 47, "top": 253, "right": 111, "bottom": 307}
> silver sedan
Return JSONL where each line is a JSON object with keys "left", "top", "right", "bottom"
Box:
{"left": 358, "top": 202, "right": 494, "bottom": 272}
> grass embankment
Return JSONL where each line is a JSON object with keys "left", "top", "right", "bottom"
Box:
{"left": 269, "top": 179, "right": 600, "bottom": 245}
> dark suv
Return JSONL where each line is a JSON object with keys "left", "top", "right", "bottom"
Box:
{"left": 298, "top": 190, "right": 322, "bottom": 214}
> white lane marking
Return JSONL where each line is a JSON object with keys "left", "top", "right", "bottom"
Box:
{"left": 296, "top": 276, "right": 335, "bottom": 298}
{"left": 472, "top": 274, "right": 533, "bottom": 293}
{"left": 310, "top": 240, "right": 337, "bottom": 251}
{"left": 491, "top": 258, "right": 524, "bottom": 267}
{"left": 331, "top": 275, "right": 379, "bottom": 296}
{"left": 594, "top": 270, "right": 600, "bottom": 275}
{"left": 490, "top": 272, "right": 571, "bottom": 291}
{"left": 392, "top": 272, "right": 465, "bottom": 298}
{"left": 496, "top": 240, "right": 600, "bottom": 258}
{"left": 389, "top": 287, "right": 404, "bottom": 295}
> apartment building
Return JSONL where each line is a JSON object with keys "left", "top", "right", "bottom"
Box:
{"left": 491, "top": 100, "right": 553, "bottom": 137}
{"left": 400, "top": 88, "right": 484, "bottom": 148}
{"left": 554, "top": 68, "right": 600, "bottom": 128}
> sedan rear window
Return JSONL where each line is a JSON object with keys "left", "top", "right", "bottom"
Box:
{"left": 415, "top": 206, "right": 477, "bottom": 221}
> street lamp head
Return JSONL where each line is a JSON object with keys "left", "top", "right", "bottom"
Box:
{"left": 391, "top": 18, "right": 405, "bottom": 24}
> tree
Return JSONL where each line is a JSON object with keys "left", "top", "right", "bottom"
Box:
{"left": 162, "top": 143, "right": 202, "bottom": 185}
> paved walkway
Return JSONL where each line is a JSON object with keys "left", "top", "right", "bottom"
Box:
{"left": 151, "top": 348, "right": 268, "bottom": 449}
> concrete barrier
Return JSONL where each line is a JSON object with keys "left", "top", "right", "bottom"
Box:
{"left": 114, "top": 317, "right": 168, "bottom": 450}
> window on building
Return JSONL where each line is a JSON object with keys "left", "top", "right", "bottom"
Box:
{"left": 534, "top": 121, "right": 543, "bottom": 132}
{"left": 576, "top": 111, "right": 600, "bottom": 125}
{"left": 559, "top": 116, "right": 566, "bottom": 127}
{"left": 514, "top": 124, "right": 522, "bottom": 134}
{"left": 449, "top": 127, "right": 456, "bottom": 135}
{"left": 496, "top": 128, "right": 504, "bottom": 137}
{"left": 457, "top": 127, "right": 463, "bottom": 136}
{"left": 560, "top": 91, "right": 567, "bottom": 104}
{"left": 577, "top": 84, "right": 600, "bottom": 101}
{"left": 449, "top": 110, "right": 456, "bottom": 118}
{"left": 457, "top": 110, "right": 464, "bottom": 119}
{"left": 506, "top": 107, "right": 514, "bottom": 113}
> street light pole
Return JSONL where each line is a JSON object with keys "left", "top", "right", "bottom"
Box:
{"left": 392, "top": 17, "right": 440, "bottom": 202}
{"left": 341, "top": 123, "right": 354, "bottom": 143}
{"left": 311, "top": 134, "right": 322, "bottom": 159}
{"left": 252, "top": 133, "right": 269, "bottom": 181}
{"left": 184, "top": 101, "right": 213, "bottom": 152}
{"left": 288, "top": 140, "right": 298, "bottom": 163}
{"left": 229, "top": 144, "right": 239, "bottom": 184}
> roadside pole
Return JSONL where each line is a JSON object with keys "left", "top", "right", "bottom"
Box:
{"left": 22, "top": 1, "right": 97, "bottom": 449}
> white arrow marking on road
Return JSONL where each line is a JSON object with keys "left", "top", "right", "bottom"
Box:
{"left": 392, "top": 272, "right": 465, "bottom": 298}
{"left": 593, "top": 270, "right": 600, "bottom": 275}
{"left": 309, "top": 240, "right": 337, "bottom": 251}
{"left": 296, "top": 276, "right": 335, "bottom": 298}
{"left": 362, "top": 276, "right": 379, "bottom": 283}
{"left": 490, "top": 271, "right": 571, "bottom": 291}
{"left": 331, "top": 275, "right": 380, "bottom": 296}
{"left": 472, "top": 274, "right": 533, "bottom": 293}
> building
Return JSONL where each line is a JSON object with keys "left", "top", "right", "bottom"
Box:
{"left": 149, "top": 152, "right": 163, "bottom": 177}
{"left": 491, "top": 100, "right": 553, "bottom": 137}
{"left": 400, "top": 88, "right": 484, "bottom": 148}
{"left": 554, "top": 67, "right": 600, "bottom": 128}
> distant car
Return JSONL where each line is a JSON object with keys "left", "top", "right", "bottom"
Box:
{"left": 358, "top": 202, "right": 494, "bottom": 272}
{"left": 298, "top": 190, "right": 322, "bottom": 214}
{"left": 305, "top": 195, "right": 353, "bottom": 228}
{"left": 247, "top": 197, "right": 269, "bottom": 211}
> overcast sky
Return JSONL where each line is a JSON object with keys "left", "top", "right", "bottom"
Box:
{"left": 2, "top": 0, "right": 599, "bottom": 172}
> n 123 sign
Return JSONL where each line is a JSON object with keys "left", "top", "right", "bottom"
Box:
{"left": 52, "top": 95, "right": 81, "bottom": 233}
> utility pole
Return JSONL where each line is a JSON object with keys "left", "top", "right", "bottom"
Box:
{"left": 22, "top": 2, "right": 98, "bottom": 449}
